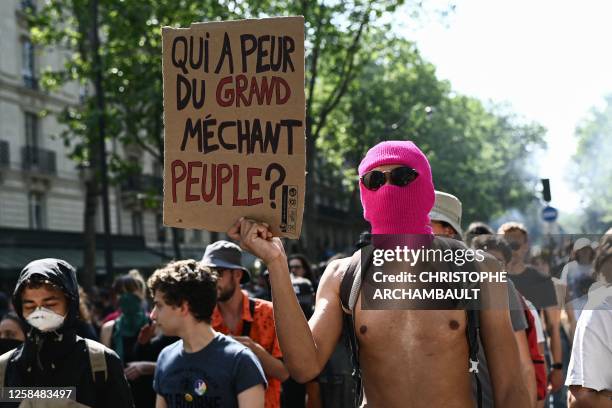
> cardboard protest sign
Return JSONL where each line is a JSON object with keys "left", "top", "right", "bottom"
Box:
{"left": 162, "top": 17, "right": 305, "bottom": 239}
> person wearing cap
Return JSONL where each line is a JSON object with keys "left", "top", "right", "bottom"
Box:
{"left": 560, "top": 238, "right": 596, "bottom": 340}
{"left": 229, "top": 141, "right": 530, "bottom": 407}
{"left": 0, "top": 258, "right": 134, "bottom": 407}
{"left": 561, "top": 239, "right": 595, "bottom": 301}
{"left": 203, "top": 240, "right": 288, "bottom": 408}
{"left": 429, "top": 190, "right": 463, "bottom": 240}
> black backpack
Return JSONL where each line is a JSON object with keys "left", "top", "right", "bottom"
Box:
{"left": 338, "top": 236, "right": 482, "bottom": 408}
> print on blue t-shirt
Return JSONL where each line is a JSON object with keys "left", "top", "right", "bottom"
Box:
{"left": 154, "top": 332, "right": 267, "bottom": 408}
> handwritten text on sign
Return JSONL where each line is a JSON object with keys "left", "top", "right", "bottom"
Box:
{"left": 162, "top": 18, "right": 305, "bottom": 238}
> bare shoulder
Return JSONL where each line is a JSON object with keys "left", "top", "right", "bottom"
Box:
{"left": 100, "top": 320, "right": 115, "bottom": 347}
{"left": 317, "top": 256, "right": 352, "bottom": 293}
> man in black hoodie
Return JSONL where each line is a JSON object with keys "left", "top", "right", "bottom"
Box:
{"left": 0, "top": 258, "right": 134, "bottom": 407}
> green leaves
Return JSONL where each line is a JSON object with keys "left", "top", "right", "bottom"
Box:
{"left": 572, "top": 95, "right": 612, "bottom": 230}
{"left": 318, "top": 32, "right": 546, "bottom": 225}
{"left": 28, "top": 0, "right": 545, "bottom": 231}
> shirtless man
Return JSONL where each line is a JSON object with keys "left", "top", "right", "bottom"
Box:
{"left": 229, "top": 141, "right": 529, "bottom": 407}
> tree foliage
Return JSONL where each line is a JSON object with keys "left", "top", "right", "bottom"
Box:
{"left": 319, "top": 34, "right": 547, "bottom": 225}
{"left": 572, "top": 95, "right": 612, "bottom": 232}
{"left": 27, "top": 0, "right": 546, "bottom": 256}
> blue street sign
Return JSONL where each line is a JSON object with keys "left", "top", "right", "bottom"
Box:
{"left": 542, "top": 206, "right": 558, "bottom": 222}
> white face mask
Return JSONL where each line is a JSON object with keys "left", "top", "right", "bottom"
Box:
{"left": 26, "top": 307, "right": 66, "bottom": 332}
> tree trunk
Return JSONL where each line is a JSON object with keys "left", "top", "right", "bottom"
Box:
{"left": 82, "top": 177, "right": 98, "bottom": 290}
{"left": 171, "top": 227, "right": 182, "bottom": 259}
{"left": 90, "top": 0, "right": 114, "bottom": 276}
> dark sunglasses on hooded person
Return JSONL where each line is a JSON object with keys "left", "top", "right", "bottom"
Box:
{"left": 359, "top": 166, "right": 419, "bottom": 191}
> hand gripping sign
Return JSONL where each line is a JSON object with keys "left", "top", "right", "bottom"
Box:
{"left": 162, "top": 17, "right": 306, "bottom": 238}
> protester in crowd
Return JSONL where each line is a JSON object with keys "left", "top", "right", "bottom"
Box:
{"left": 88, "top": 286, "right": 113, "bottom": 332}
{"left": 124, "top": 321, "right": 180, "bottom": 408}
{"left": 148, "top": 259, "right": 266, "bottom": 408}
{"left": 229, "top": 140, "right": 530, "bottom": 407}
{"left": 565, "top": 232, "right": 612, "bottom": 407}
{"left": 0, "top": 312, "right": 27, "bottom": 354}
{"left": 252, "top": 269, "right": 272, "bottom": 301}
{"left": 288, "top": 255, "right": 316, "bottom": 319}
{"left": 0, "top": 258, "right": 133, "bottom": 407}
{"left": 100, "top": 272, "right": 151, "bottom": 407}
{"left": 101, "top": 273, "right": 149, "bottom": 361}
{"left": 498, "top": 222, "right": 565, "bottom": 395}
{"left": 101, "top": 269, "right": 147, "bottom": 325}
{"left": 429, "top": 190, "right": 463, "bottom": 240}
{"left": 464, "top": 222, "right": 495, "bottom": 248}
{"left": 75, "top": 285, "right": 99, "bottom": 341}
{"left": 523, "top": 297, "right": 549, "bottom": 408}
{"left": 430, "top": 191, "right": 536, "bottom": 406}
{"left": 202, "top": 240, "right": 288, "bottom": 408}
{"left": 561, "top": 239, "right": 596, "bottom": 327}
{"left": 472, "top": 235, "right": 546, "bottom": 407}
{"left": 288, "top": 254, "right": 319, "bottom": 290}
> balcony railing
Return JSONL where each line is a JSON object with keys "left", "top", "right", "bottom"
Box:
{"left": 0, "top": 140, "right": 9, "bottom": 169}
{"left": 21, "top": 146, "right": 57, "bottom": 175}
{"left": 121, "top": 174, "right": 163, "bottom": 195}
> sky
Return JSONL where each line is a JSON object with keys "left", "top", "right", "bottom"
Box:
{"left": 396, "top": 0, "right": 612, "bottom": 216}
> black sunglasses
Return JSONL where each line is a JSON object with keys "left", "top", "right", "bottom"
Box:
{"left": 359, "top": 166, "right": 419, "bottom": 191}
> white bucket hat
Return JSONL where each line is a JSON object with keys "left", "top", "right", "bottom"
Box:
{"left": 429, "top": 191, "right": 463, "bottom": 236}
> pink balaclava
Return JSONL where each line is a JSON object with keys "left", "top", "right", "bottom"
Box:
{"left": 358, "top": 141, "right": 435, "bottom": 235}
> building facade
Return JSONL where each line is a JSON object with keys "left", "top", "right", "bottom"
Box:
{"left": 0, "top": 0, "right": 213, "bottom": 282}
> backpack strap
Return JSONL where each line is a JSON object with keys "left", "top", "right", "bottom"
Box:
{"left": 0, "top": 348, "right": 16, "bottom": 388}
{"left": 339, "top": 246, "right": 375, "bottom": 408}
{"left": 340, "top": 250, "right": 363, "bottom": 313}
{"left": 466, "top": 308, "right": 482, "bottom": 408}
{"left": 85, "top": 338, "right": 108, "bottom": 382}
{"left": 241, "top": 298, "right": 257, "bottom": 337}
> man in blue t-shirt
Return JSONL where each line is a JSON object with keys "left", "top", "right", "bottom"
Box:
{"left": 148, "top": 259, "right": 267, "bottom": 408}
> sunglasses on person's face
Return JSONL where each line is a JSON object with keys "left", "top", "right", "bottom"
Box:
{"left": 359, "top": 166, "right": 419, "bottom": 191}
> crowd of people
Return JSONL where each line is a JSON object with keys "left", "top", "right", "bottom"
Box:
{"left": 0, "top": 140, "right": 610, "bottom": 407}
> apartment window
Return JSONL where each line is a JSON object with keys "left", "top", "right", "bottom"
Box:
{"left": 132, "top": 211, "right": 143, "bottom": 236}
{"left": 22, "top": 40, "right": 37, "bottom": 89}
{"left": 28, "top": 192, "right": 45, "bottom": 230}
{"left": 25, "top": 112, "right": 40, "bottom": 167}
{"left": 25, "top": 113, "right": 39, "bottom": 148}
{"left": 192, "top": 229, "right": 202, "bottom": 242}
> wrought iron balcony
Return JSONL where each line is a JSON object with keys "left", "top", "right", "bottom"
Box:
{"left": 21, "top": 146, "right": 57, "bottom": 175}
